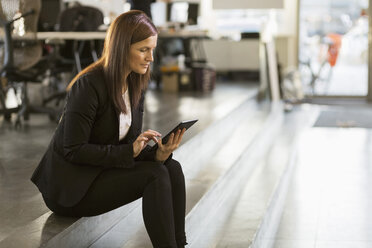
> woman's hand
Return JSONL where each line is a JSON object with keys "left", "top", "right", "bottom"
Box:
{"left": 133, "top": 130, "right": 161, "bottom": 158}
{"left": 155, "top": 128, "right": 186, "bottom": 162}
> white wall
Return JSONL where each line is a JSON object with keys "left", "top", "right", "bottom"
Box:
{"left": 279, "top": 0, "right": 298, "bottom": 36}
{"left": 202, "top": 39, "right": 260, "bottom": 71}
{"left": 198, "top": 0, "right": 216, "bottom": 32}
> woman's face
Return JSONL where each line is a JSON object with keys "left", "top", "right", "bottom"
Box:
{"left": 129, "top": 35, "right": 158, "bottom": 74}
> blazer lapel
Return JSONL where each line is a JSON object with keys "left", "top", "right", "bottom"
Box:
{"left": 126, "top": 101, "right": 138, "bottom": 142}
{"left": 114, "top": 104, "right": 121, "bottom": 144}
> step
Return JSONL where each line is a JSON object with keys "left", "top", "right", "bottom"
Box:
{"left": 249, "top": 107, "right": 320, "bottom": 248}
{"left": 186, "top": 102, "right": 285, "bottom": 247}
{"left": 0, "top": 90, "right": 260, "bottom": 248}
{"left": 0, "top": 82, "right": 256, "bottom": 245}
{"left": 89, "top": 102, "right": 280, "bottom": 248}
{"left": 189, "top": 106, "right": 320, "bottom": 248}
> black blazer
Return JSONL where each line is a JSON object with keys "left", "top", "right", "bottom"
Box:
{"left": 31, "top": 68, "right": 159, "bottom": 207}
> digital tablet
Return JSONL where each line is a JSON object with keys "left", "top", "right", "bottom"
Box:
{"left": 150, "top": 119, "right": 198, "bottom": 150}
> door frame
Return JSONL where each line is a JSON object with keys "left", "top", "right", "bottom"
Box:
{"left": 368, "top": 3, "right": 372, "bottom": 101}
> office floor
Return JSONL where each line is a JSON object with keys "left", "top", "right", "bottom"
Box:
{"left": 272, "top": 109, "right": 372, "bottom": 248}
{"left": 0, "top": 80, "right": 257, "bottom": 243}
{"left": 1, "top": 79, "right": 372, "bottom": 247}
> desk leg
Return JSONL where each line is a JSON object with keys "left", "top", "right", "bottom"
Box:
{"left": 90, "top": 40, "right": 98, "bottom": 61}
{"left": 73, "top": 41, "right": 83, "bottom": 72}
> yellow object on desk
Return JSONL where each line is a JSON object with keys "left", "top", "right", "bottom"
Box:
{"left": 160, "top": 65, "right": 180, "bottom": 73}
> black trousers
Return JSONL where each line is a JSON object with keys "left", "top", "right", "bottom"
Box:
{"left": 44, "top": 159, "right": 187, "bottom": 248}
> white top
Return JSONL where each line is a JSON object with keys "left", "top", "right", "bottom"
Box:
{"left": 119, "top": 90, "right": 132, "bottom": 140}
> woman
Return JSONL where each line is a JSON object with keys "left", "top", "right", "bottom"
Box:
{"left": 31, "top": 10, "right": 187, "bottom": 248}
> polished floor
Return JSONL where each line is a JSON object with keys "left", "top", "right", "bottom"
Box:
{"left": 1, "top": 80, "right": 372, "bottom": 247}
{"left": 0, "top": 80, "right": 257, "bottom": 244}
{"left": 273, "top": 116, "right": 372, "bottom": 247}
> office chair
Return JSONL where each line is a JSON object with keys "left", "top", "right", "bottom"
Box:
{"left": 57, "top": 5, "right": 104, "bottom": 73}
{"left": 0, "top": 0, "right": 59, "bottom": 125}
{"left": 38, "top": 0, "right": 61, "bottom": 32}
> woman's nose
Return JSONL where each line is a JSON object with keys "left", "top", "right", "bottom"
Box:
{"left": 146, "top": 51, "right": 154, "bottom": 62}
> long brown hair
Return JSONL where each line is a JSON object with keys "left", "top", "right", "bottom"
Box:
{"left": 67, "top": 10, "right": 158, "bottom": 113}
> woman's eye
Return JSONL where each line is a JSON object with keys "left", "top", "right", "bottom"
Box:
{"left": 140, "top": 49, "right": 147, "bottom": 52}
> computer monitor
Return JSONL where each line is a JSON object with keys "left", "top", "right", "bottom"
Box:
{"left": 187, "top": 3, "right": 199, "bottom": 25}
{"left": 151, "top": 2, "right": 167, "bottom": 26}
{"left": 169, "top": 2, "right": 188, "bottom": 23}
{"left": 166, "top": 2, "right": 199, "bottom": 25}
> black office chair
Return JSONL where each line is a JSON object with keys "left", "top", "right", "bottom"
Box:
{"left": 0, "top": 0, "right": 59, "bottom": 125}
{"left": 57, "top": 5, "right": 104, "bottom": 73}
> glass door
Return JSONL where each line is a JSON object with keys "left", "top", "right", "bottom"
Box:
{"left": 298, "top": 0, "right": 369, "bottom": 97}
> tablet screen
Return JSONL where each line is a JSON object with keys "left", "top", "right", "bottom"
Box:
{"left": 150, "top": 119, "right": 198, "bottom": 150}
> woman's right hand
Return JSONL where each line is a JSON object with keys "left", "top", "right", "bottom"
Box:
{"left": 133, "top": 129, "right": 161, "bottom": 157}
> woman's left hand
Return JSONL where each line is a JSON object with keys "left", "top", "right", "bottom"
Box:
{"left": 155, "top": 128, "right": 186, "bottom": 162}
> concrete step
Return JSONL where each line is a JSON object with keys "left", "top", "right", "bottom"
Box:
{"left": 190, "top": 106, "right": 320, "bottom": 248}
{"left": 90, "top": 102, "right": 281, "bottom": 248}
{"left": 0, "top": 82, "right": 256, "bottom": 245}
{"left": 0, "top": 91, "right": 260, "bottom": 248}
{"left": 186, "top": 103, "right": 285, "bottom": 247}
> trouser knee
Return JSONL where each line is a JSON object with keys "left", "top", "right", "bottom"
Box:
{"left": 164, "top": 159, "right": 185, "bottom": 184}
{"left": 150, "top": 164, "right": 172, "bottom": 189}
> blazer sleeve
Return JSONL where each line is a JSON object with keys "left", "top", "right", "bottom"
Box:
{"left": 133, "top": 93, "right": 173, "bottom": 163}
{"left": 135, "top": 146, "right": 173, "bottom": 164}
{"left": 62, "top": 75, "right": 135, "bottom": 168}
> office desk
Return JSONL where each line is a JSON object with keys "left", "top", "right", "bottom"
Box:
{"left": 35, "top": 32, "right": 106, "bottom": 72}
{"left": 37, "top": 30, "right": 208, "bottom": 40}
{"left": 0, "top": 32, "right": 105, "bottom": 41}
{"left": 35, "top": 30, "right": 209, "bottom": 74}
{"left": 158, "top": 29, "right": 208, "bottom": 39}
{"left": 37, "top": 32, "right": 107, "bottom": 40}
{"left": 157, "top": 30, "right": 209, "bottom": 66}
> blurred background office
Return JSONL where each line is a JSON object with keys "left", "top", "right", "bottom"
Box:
{"left": 1, "top": 0, "right": 372, "bottom": 247}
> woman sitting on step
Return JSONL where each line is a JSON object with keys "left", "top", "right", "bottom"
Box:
{"left": 31, "top": 10, "right": 187, "bottom": 248}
